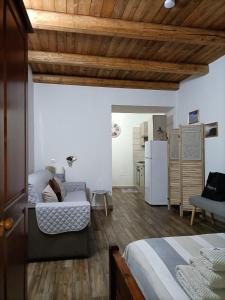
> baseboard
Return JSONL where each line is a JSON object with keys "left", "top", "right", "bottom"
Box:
{"left": 112, "top": 186, "right": 136, "bottom": 189}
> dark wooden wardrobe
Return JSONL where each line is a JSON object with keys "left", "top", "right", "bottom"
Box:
{"left": 0, "top": 1, "right": 32, "bottom": 299}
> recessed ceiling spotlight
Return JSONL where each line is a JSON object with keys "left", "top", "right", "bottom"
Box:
{"left": 164, "top": 0, "right": 175, "bottom": 9}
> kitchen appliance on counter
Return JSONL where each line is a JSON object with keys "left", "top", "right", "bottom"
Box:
{"left": 145, "top": 141, "right": 168, "bottom": 205}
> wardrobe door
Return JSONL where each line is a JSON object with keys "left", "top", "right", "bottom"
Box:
{"left": 5, "top": 3, "right": 27, "bottom": 299}
{"left": 168, "top": 129, "right": 181, "bottom": 208}
{"left": 0, "top": 0, "right": 4, "bottom": 298}
{"left": 180, "top": 124, "right": 205, "bottom": 216}
{"left": 0, "top": 1, "right": 32, "bottom": 299}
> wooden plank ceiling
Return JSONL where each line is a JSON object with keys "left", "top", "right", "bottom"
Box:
{"left": 24, "top": 0, "right": 225, "bottom": 90}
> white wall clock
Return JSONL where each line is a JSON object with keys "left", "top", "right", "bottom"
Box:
{"left": 112, "top": 123, "right": 121, "bottom": 138}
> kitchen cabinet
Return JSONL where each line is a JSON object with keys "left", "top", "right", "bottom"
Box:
{"left": 148, "top": 115, "right": 167, "bottom": 141}
{"left": 140, "top": 121, "right": 148, "bottom": 137}
{"left": 136, "top": 162, "right": 145, "bottom": 191}
{"left": 133, "top": 127, "right": 145, "bottom": 186}
{"left": 153, "top": 115, "right": 167, "bottom": 140}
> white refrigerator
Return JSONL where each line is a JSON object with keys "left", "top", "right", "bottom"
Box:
{"left": 145, "top": 141, "right": 168, "bottom": 205}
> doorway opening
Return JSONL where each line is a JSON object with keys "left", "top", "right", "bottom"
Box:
{"left": 111, "top": 105, "right": 173, "bottom": 199}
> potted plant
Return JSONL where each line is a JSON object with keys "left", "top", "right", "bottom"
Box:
{"left": 66, "top": 155, "right": 77, "bottom": 167}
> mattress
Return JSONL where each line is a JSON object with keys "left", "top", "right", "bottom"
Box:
{"left": 124, "top": 233, "right": 225, "bottom": 300}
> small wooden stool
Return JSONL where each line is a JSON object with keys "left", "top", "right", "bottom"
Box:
{"left": 91, "top": 190, "right": 109, "bottom": 216}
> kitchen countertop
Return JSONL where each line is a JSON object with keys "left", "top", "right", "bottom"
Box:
{"left": 136, "top": 161, "right": 145, "bottom": 165}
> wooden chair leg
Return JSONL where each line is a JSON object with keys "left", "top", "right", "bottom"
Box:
{"left": 190, "top": 206, "right": 197, "bottom": 226}
{"left": 104, "top": 194, "right": 108, "bottom": 216}
{"left": 90, "top": 193, "right": 95, "bottom": 211}
{"left": 91, "top": 193, "right": 94, "bottom": 203}
{"left": 210, "top": 213, "right": 215, "bottom": 225}
{"left": 180, "top": 206, "right": 183, "bottom": 218}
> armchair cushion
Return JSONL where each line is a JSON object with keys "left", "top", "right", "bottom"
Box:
{"left": 28, "top": 170, "right": 53, "bottom": 202}
{"left": 54, "top": 176, "right": 66, "bottom": 199}
{"left": 49, "top": 178, "right": 62, "bottom": 201}
{"left": 63, "top": 182, "right": 86, "bottom": 193}
{"left": 190, "top": 195, "right": 225, "bottom": 218}
{"left": 64, "top": 190, "right": 87, "bottom": 202}
{"left": 42, "top": 184, "right": 58, "bottom": 202}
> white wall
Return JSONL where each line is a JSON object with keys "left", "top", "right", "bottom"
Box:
{"left": 112, "top": 113, "right": 152, "bottom": 187}
{"left": 177, "top": 56, "right": 225, "bottom": 178}
{"left": 28, "top": 65, "right": 34, "bottom": 173}
{"left": 33, "top": 84, "right": 176, "bottom": 199}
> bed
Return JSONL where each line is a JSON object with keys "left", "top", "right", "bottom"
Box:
{"left": 109, "top": 233, "right": 225, "bottom": 300}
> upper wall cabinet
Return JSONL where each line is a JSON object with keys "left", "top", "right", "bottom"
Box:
{"left": 148, "top": 115, "right": 167, "bottom": 141}
{"left": 140, "top": 121, "right": 148, "bottom": 138}
{"left": 153, "top": 115, "right": 167, "bottom": 140}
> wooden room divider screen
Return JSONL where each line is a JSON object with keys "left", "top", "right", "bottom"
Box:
{"left": 168, "top": 124, "right": 205, "bottom": 217}
{"left": 168, "top": 129, "right": 181, "bottom": 209}
{"left": 180, "top": 124, "right": 205, "bottom": 216}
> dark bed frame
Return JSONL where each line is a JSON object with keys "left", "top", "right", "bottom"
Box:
{"left": 109, "top": 245, "right": 145, "bottom": 300}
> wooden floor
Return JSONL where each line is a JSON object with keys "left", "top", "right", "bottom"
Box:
{"left": 28, "top": 188, "right": 225, "bottom": 300}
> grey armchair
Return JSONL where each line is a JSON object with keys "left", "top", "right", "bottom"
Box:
{"left": 28, "top": 170, "right": 91, "bottom": 261}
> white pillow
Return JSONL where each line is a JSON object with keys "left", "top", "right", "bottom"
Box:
{"left": 54, "top": 176, "right": 66, "bottom": 199}
{"left": 42, "top": 184, "right": 58, "bottom": 202}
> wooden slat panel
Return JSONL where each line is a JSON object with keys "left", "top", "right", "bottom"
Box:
{"left": 161, "top": 0, "right": 201, "bottom": 26}
{"left": 185, "top": 45, "right": 225, "bottom": 65}
{"left": 28, "top": 30, "right": 225, "bottom": 65}
{"left": 168, "top": 129, "right": 181, "bottom": 207}
{"left": 100, "top": 0, "right": 117, "bottom": 17}
{"left": 24, "top": 1, "right": 225, "bottom": 31}
{"left": 55, "top": 0, "right": 67, "bottom": 13}
{"left": 44, "top": 0, "right": 55, "bottom": 11}
{"left": 78, "top": 0, "right": 91, "bottom": 15}
{"left": 169, "top": 161, "right": 181, "bottom": 205}
{"left": 182, "top": 0, "right": 225, "bottom": 29}
{"left": 67, "top": 0, "right": 79, "bottom": 14}
{"left": 182, "top": 162, "right": 203, "bottom": 184}
{"left": 111, "top": 0, "right": 130, "bottom": 19}
{"left": 131, "top": 0, "right": 225, "bottom": 84}
{"left": 30, "top": 0, "right": 43, "bottom": 10}
{"left": 180, "top": 125, "right": 205, "bottom": 213}
{"left": 25, "top": 1, "right": 225, "bottom": 86}
{"left": 89, "top": 0, "right": 104, "bottom": 17}
{"left": 134, "top": 0, "right": 163, "bottom": 22}
{"left": 121, "top": 0, "right": 142, "bottom": 21}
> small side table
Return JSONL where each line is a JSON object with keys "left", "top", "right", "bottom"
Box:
{"left": 91, "top": 190, "right": 109, "bottom": 216}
